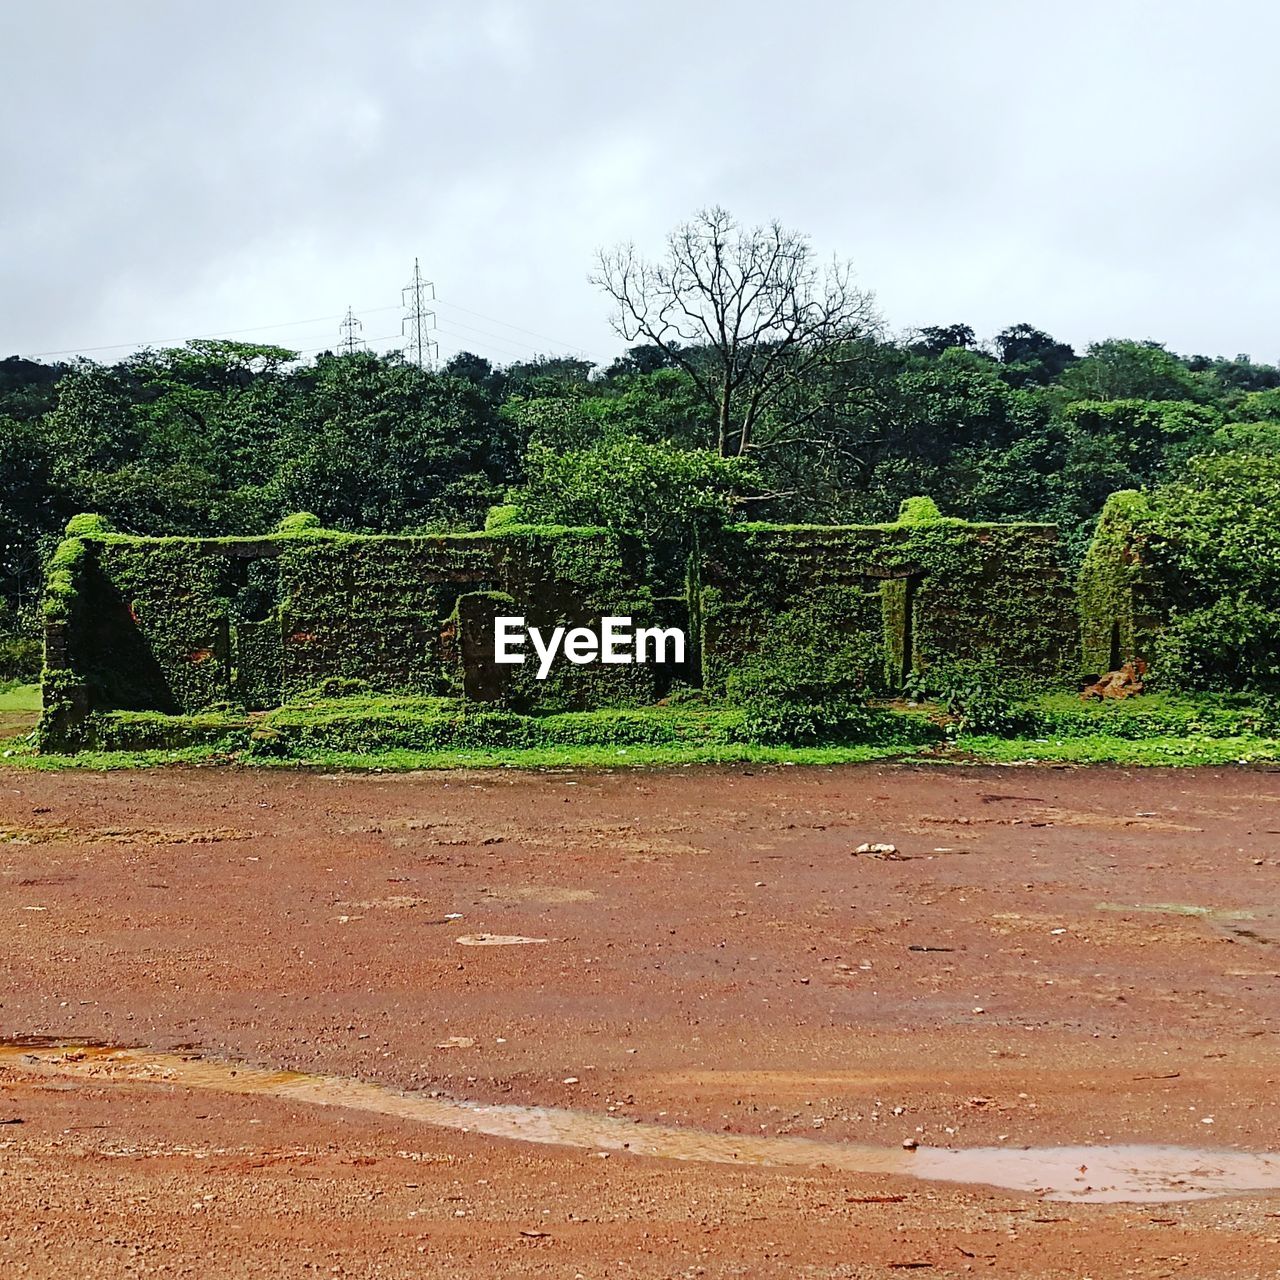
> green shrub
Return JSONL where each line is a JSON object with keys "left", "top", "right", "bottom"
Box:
{"left": 275, "top": 511, "right": 322, "bottom": 533}
{"left": 1028, "top": 691, "right": 1280, "bottom": 740}
{"left": 1144, "top": 446, "right": 1280, "bottom": 693}
{"left": 63, "top": 512, "right": 114, "bottom": 537}
{"left": 897, "top": 495, "right": 943, "bottom": 524}
{"left": 724, "top": 606, "right": 890, "bottom": 745}
{"left": 483, "top": 503, "right": 521, "bottom": 531}
{"left": 1151, "top": 598, "right": 1280, "bottom": 694}
{"left": 926, "top": 658, "right": 1036, "bottom": 736}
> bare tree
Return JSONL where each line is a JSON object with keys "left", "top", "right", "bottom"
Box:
{"left": 592, "top": 207, "right": 880, "bottom": 457}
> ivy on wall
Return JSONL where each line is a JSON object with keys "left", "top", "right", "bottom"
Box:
{"left": 41, "top": 498, "right": 1087, "bottom": 751}
{"left": 38, "top": 513, "right": 664, "bottom": 746}
{"left": 699, "top": 503, "right": 1079, "bottom": 693}
{"left": 1076, "top": 491, "right": 1168, "bottom": 677}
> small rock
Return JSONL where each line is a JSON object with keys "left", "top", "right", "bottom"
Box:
{"left": 902, "top": 1138, "right": 918, "bottom": 1150}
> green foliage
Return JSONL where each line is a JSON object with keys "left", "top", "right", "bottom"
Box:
{"left": 1145, "top": 447, "right": 1280, "bottom": 691}
{"left": 897, "top": 495, "right": 943, "bottom": 524}
{"left": 0, "top": 632, "right": 41, "bottom": 683}
{"left": 518, "top": 436, "right": 750, "bottom": 540}
{"left": 1077, "top": 490, "right": 1160, "bottom": 677}
{"left": 702, "top": 517, "right": 1079, "bottom": 701}
{"left": 517, "top": 435, "right": 753, "bottom": 587}
{"left": 1058, "top": 340, "right": 1210, "bottom": 403}
{"left": 1, "top": 309, "right": 1272, "bottom": 636}
{"left": 924, "top": 657, "right": 1036, "bottom": 736}
{"left": 13, "top": 688, "right": 1276, "bottom": 771}
{"left": 1027, "top": 692, "right": 1280, "bottom": 740}
{"left": 36, "top": 520, "right": 664, "bottom": 746}
{"left": 41, "top": 535, "right": 87, "bottom": 624}
{"left": 275, "top": 511, "right": 322, "bottom": 533}
{"left": 483, "top": 503, "right": 521, "bottom": 531}
{"left": 64, "top": 512, "right": 114, "bottom": 537}
{"left": 722, "top": 590, "right": 898, "bottom": 745}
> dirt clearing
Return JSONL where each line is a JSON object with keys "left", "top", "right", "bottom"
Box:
{"left": 2, "top": 763, "right": 1279, "bottom": 1276}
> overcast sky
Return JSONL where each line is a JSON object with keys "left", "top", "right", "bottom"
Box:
{"left": 3, "top": 0, "right": 1277, "bottom": 370}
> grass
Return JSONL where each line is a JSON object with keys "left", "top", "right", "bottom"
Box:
{"left": 2, "top": 740, "right": 926, "bottom": 772}
{"left": 4, "top": 687, "right": 1278, "bottom": 771}
{"left": 952, "top": 733, "right": 1280, "bottom": 767}
{"left": 0, "top": 682, "right": 40, "bottom": 712}
{"left": 5, "top": 734, "right": 1277, "bottom": 773}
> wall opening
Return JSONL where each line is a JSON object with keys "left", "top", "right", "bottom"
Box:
{"left": 218, "top": 556, "right": 283, "bottom": 710}
{"left": 881, "top": 569, "right": 926, "bottom": 691}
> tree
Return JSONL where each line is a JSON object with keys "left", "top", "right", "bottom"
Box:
{"left": 1147, "top": 443, "right": 1280, "bottom": 691}
{"left": 443, "top": 351, "right": 495, "bottom": 386}
{"left": 592, "top": 207, "right": 880, "bottom": 457}
{"left": 517, "top": 434, "right": 754, "bottom": 586}
{"left": 993, "top": 324, "right": 1076, "bottom": 385}
{"left": 910, "top": 324, "right": 977, "bottom": 357}
{"left": 0, "top": 416, "right": 60, "bottom": 610}
{"left": 1059, "top": 339, "right": 1205, "bottom": 403}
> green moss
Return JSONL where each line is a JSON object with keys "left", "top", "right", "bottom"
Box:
{"left": 63, "top": 513, "right": 114, "bottom": 537}
{"left": 484, "top": 503, "right": 521, "bottom": 531}
{"left": 40, "top": 517, "right": 667, "bottom": 746}
{"left": 1077, "top": 490, "right": 1164, "bottom": 677}
{"left": 702, "top": 518, "right": 1078, "bottom": 696}
{"left": 897, "top": 495, "right": 943, "bottom": 524}
{"left": 275, "top": 511, "right": 323, "bottom": 532}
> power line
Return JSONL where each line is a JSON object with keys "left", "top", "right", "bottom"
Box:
{"left": 401, "top": 258, "right": 438, "bottom": 370}
{"left": 20, "top": 305, "right": 403, "bottom": 360}
{"left": 433, "top": 295, "right": 598, "bottom": 360}
{"left": 338, "top": 306, "right": 366, "bottom": 355}
{"left": 15, "top": 281, "right": 604, "bottom": 366}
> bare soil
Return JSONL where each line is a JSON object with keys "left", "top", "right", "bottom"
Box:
{"left": 2, "top": 762, "right": 1279, "bottom": 1277}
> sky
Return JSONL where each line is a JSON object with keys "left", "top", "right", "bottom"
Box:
{"left": 3, "top": 0, "right": 1278, "bottom": 371}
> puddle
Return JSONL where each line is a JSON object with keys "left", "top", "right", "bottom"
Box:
{"left": 3, "top": 1044, "right": 1280, "bottom": 1203}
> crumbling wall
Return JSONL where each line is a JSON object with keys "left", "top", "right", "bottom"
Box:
{"left": 41, "top": 500, "right": 1086, "bottom": 751}
{"left": 39, "top": 515, "right": 660, "bottom": 746}
{"left": 700, "top": 507, "right": 1079, "bottom": 691}
{"left": 1078, "top": 491, "right": 1169, "bottom": 676}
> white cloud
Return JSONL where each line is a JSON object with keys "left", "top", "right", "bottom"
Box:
{"left": 3, "top": 0, "right": 1278, "bottom": 366}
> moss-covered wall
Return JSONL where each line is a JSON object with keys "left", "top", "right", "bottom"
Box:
{"left": 1077, "top": 491, "right": 1170, "bottom": 676}
{"left": 41, "top": 500, "right": 1087, "bottom": 749}
{"left": 40, "top": 516, "right": 661, "bottom": 744}
{"left": 699, "top": 510, "right": 1079, "bottom": 691}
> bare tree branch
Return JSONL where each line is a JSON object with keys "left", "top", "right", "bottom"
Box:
{"left": 591, "top": 208, "right": 880, "bottom": 457}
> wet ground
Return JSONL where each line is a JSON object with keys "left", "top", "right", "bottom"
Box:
{"left": 2, "top": 762, "right": 1280, "bottom": 1276}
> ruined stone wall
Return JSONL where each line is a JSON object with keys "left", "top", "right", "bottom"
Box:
{"left": 699, "top": 513, "right": 1079, "bottom": 691}
{"left": 1077, "top": 491, "right": 1170, "bottom": 676}
{"left": 40, "top": 516, "right": 659, "bottom": 744}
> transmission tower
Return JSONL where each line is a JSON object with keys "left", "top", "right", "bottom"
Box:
{"left": 401, "top": 258, "right": 438, "bottom": 369}
{"left": 338, "top": 306, "right": 365, "bottom": 355}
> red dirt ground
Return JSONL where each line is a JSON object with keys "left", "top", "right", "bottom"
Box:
{"left": 2, "top": 762, "right": 1279, "bottom": 1277}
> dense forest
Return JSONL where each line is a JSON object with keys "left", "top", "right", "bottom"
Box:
{"left": 3, "top": 211, "right": 1278, "bottom": 688}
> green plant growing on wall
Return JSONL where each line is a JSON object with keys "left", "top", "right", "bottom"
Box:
{"left": 724, "top": 588, "right": 889, "bottom": 744}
